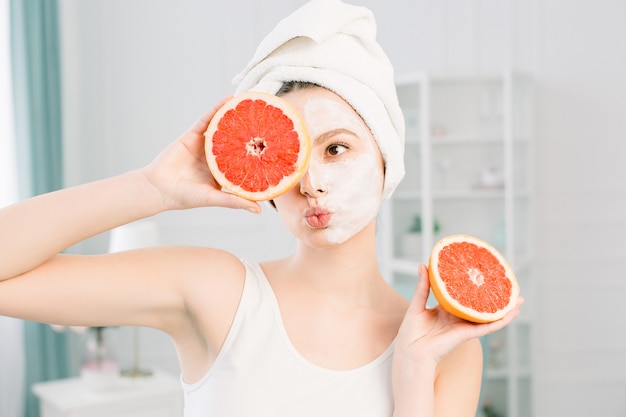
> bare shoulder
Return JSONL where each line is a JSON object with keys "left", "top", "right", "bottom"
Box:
{"left": 155, "top": 246, "right": 248, "bottom": 382}
{"left": 177, "top": 246, "right": 247, "bottom": 314}
{"left": 161, "top": 246, "right": 247, "bottom": 331}
{"left": 161, "top": 245, "right": 245, "bottom": 285}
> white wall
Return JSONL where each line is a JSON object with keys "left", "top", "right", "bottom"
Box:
{"left": 59, "top": 0, "right": 626, "bottom": 415}
{"left": 532, "top": 2, "right": 626, "bottom": 415}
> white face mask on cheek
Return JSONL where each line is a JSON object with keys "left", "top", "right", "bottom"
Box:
{"left": 304, "top": 97, "right": 384, "bottom": 244}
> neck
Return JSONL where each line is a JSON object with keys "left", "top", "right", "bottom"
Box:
{"left": 286, "top": 221, "right": 384, "bottom": 303}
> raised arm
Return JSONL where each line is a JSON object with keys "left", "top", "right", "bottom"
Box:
{"left": 0, "top": 98, "right": 260, "bottom": 331}
{"left": 0, "top": 98, "right": 259, "bottom": 282}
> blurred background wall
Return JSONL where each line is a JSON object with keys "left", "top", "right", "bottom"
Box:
{"left": 55, "top": 1, "right": 626, "bottom": 416}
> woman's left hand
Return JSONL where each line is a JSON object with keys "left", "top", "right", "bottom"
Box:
{"left": 392, "top": 264, "right": 523, "bottom": 417}
{"left": 394, "top": 263, "right": 523, "bottom": 369}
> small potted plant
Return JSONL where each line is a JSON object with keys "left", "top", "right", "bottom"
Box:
{"left": 401, "top": 214, "right": 441, "bottom": 260}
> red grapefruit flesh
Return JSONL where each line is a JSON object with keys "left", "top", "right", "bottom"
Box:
{"left": 428, "top": 234, "right": 520, "bottom": 323}
{"left": 204, "top": 92, "right": 311, "bottom": 201}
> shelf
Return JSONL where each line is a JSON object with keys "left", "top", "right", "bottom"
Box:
{"left": 484, "top": 368, "right": 509, "bottom": 379}
{"left": 485, "top": 368, "right": 532, "bottom": 380}
{"left": 393, "top": 189, "right": 531, "bottom": 201}
{"left": 391, "top": 254, "right": 531, "bottom": 279}
{"left": 390, "top": 258, "right": 421, "bottom": 276}
{"left": 395, "top": 71, "right": 532, "bottom": 86}
{"left": 405, "top": 135, "right": 531, "bottom": 145}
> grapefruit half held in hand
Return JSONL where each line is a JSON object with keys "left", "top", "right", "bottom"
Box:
{"left": 428, "top": 234, "right": 520, "bottom": 323}
{"left": 204, "top": 92, "right": 311, "bottom": 201}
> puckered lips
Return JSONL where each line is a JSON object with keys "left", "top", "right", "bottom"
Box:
{"left": 305, "top": 206, "right": 331, "bottom": 228}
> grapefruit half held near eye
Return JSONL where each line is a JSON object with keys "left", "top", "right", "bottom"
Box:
{"left": 428, "top": 234, "right": 520, "bottom": 323}
{"left": 204, "top": 92, "right": 311, "bottom": 201}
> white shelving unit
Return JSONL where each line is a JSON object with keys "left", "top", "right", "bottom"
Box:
{"left": 381, "top": 71, "right": 534, "bottom": 417}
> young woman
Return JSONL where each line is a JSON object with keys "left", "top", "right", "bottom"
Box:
{"left": 0, "top": 1, "right": 522, "bottom": 416}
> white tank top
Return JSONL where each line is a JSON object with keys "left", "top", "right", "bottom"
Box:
{"left": 181, "top": 259, "right": 395, "bottom": 417}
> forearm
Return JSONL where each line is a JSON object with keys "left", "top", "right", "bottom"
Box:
{"left": 0, "top": 169, "right": 163, "bottom": 280}
{"left": 392, "top": 362, "right": 437, "bottom": 417}
{"left": 392, "top": 339, "right": 485, "bottom": 417}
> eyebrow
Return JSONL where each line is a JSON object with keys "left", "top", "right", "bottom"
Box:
{"left": 312, "top": 128, "right": 360, "bottom": 147}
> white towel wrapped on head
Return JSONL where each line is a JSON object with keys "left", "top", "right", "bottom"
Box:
{"left": 233, "top": 0, "right": 405, "bottom": 200}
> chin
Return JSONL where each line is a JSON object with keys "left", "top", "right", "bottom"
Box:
{"left": 296, "top": 229, "right": 342, "bottom": 249}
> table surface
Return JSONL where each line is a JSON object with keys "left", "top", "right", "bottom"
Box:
{"left": 32, "top": 370, "right": 182, "bottom": 412}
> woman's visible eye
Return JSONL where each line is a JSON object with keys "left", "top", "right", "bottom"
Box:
{"left": 326, "top": 142, "right": 349, "bottom": 157}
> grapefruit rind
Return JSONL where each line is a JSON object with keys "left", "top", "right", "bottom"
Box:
{"left": 428, "top": 234, "right": 520, "bottom": 323}
{"left": 204, "top": 92, "right": 311, "bottom": 201}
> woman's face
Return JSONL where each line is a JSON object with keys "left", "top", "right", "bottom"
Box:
{"left": 273, "top": 87, "right": 384, "bottom": 245}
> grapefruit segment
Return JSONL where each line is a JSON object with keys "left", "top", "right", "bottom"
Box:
{"left": 205, "top": 92, "right": 311, "bottom": 201}
{"left": 428, "top": 234, "right": 520, "bottom": 323}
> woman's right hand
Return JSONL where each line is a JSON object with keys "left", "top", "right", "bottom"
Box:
{"left": 142, "top": 97, "right": 261, "bottom": 214}
{"left": 0, "top": 97, "right": 260, "bottom": 282}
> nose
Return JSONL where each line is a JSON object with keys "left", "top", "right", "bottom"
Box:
{"left": 299, "top": 169, "right": 327, "bottom": 198}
